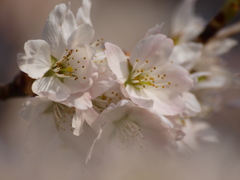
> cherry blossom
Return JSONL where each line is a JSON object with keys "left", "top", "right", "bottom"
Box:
{"left": 86, "top": 100, "right": 177, "bottom": 163}
{"left": 105, "top": 34, "right": 194, "bottom": 115}
{"left": 18, "top": 3, "right": 96, "bottom": 102}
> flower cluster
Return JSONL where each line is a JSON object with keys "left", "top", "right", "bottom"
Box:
{"left": 17, "top": 0, "right": 237, "bottom": 179}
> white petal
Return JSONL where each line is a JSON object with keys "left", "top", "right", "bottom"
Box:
{"left": 86, "top": 123, "right": 115, "bottom": 163}
{"left": 89, "top": 70, "right": 116, "bottom": 99}
{"left": 63, "top": 75, "right": 93, "bottom": 93}
{"left": 182, "top": 92, "right": 201, "bottom": 116}
{"left": 42, "top": 3, "right": 77, "bottom": 59}
{"left": 58, "top": 45, "right": 95, "bottom": 94}
{"left": 169, "top": 43, "right": 203, "bottom": 71}
{"left": 63, "top": 92, "right": 92, "bottom": 110}
{"left": 130, "top": 34, "right": 173, "bottom": 68}
{"left": 20, "top": 96, "right": 52, "bottom": 121}
{"left": 105, "top": 42, "right": 129, "bottom": 82}
{"left": 68, "top": 23, "right": 94, "bottom": 47}
{"left": 127, "top": 107, "right": 177, "bottom": 149}
{"left": 72, "top": 108, "right": 99, "bottom": 136}
{"left": 171, "top": 0, "right": 205, "bottom": 42}
{"left": 125, "top": 85, "right": 154, "bottom": 108}
{"left": 156, "top": 62, "right": 194, "bottom": 92}
{"left": 83, "top": 108, "right": 99, "bottom": 129}
{"left": 32, "top": 76, "right": 71, "bottom": 101}
{"left": 194, "top": 66, "right": 232, "bottom": 90}
{"left": 171, "top": 0, "right": 196, "bottom": 35}
{"left": 17, "top": 40, "right": 51, "bottom": 79}
{"left": 145, "top": 23, "right": 164, "bottom": 37}
{"left": 145, "top": 89, "right": 186, "bottom": 116}
{"left": 76, "top": 0, "right": 92, "bottom": 26}
{"left": 205, "top": 38, "right": 238, "bottom": 55}
{"left": 72, "top": 109, "right": 85, "bottom": 136}
{"left": 178, "top": 120, "right": 219, "bottom": 152}
{"left": 149, "top": 111, "right": 174, "bottom": 128}
{"left": 87, "top": 102, "right": 177, "bottom": 163}
{"left": 190, "top": 71, "right": 211, "bottom": 85}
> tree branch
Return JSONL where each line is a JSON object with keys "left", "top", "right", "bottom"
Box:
{"left": 194, "top": 0, "right": 240, "bottom": 44}
{"left": 0, "top": 72, "right": 35, "bottom": 100}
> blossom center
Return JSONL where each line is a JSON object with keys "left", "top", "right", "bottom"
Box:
{"left": 92, "top": 90, "right": 124, "bottom": 113}
{"left": 44, "top": 49, "right": 88, "bottom": 81}
{"left": 114, "top": 117, "right": 147, "bottom": 150}
{"left": 125, "top": 59, "right": 171, "bottom": 90}
{"left": 51, "top": 49, "right": 78, "bottom": 78}
{"left": 92, "top": 38, "right": 108, "bottom": 65}
{"left": 53, "top": 103, "right": 75, "bottom": 132}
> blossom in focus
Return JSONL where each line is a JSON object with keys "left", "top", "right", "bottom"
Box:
{"left": 17, "top": 3, "right": 96, "bottom": 102}
{"left": 72, "top": 83, "right": 128, "bottom": 136}
{"left": 105, "top": 34, "right": 194, "bottom": 116}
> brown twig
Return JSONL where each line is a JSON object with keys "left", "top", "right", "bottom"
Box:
{"left": 194, "top": 0, "right": 240, "bottom": 44}
{"left": 0, "top": 72, "right": 35, "bottom": 100}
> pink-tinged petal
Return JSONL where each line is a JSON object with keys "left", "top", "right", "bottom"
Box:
{"left": 63, "top": 73, "right": 94, "bottom": 93}
{"left": 89, "top": 70, "right": 116, "bottom": 99}
{"left": 105, "top": 42, "right": 129, "bottom": 82}
{"left": 76, "top": 0, "right": 92, "bottom": 26}
{"left": 153, "top": 62, "right": 194, "bottom": 93}
{"left": 87, "top": 101, "right": 177, "bottom": 164}
{"left": 144, "top": 89, "right": 186, "bottom": 116}
{"left": 72, "top": 108, "right": 99, "bottom": 136}
{"left": 150, "top": 112, "right": 174, "bottom": 128}
{"left": 42, "top": 3, "right": 77, "bottom": 59}
{"left": 178, "top": 120, "right": 219, "bottom": 152}
{"left": 19, "top": 97, "right": 57, "bottom": 152}
{"left": 83, "top": 108, "right": 99, "bottom": 128}
{"left": 72, "top": 109, "right": 85, "bottom": 136}
{"left": 68, "top": 24, "right": 94, "bottom": 47}
{"left": 145, "top": 23, "right": 164, "bottom": 37}
{"left": 60, "top": 45, "right": 96, "bottom": 94}
{"left": 126, "top": 106, "right": 177, "bottom": 150}
{"left": 32, "top": 76, "right": 71, "bottom": 101}
{"left": 63, "top": 92, "right": 92, "bottom": 110}
{"left": 20, "top": 96, "right": 52, "bottom": 121}
{"left": 17, "top": 40, "right": 51, "bottom": 79}
{"left": 182, "top": 92, "right": 201, "bottom": 116}
{"left": 169, "top": 43, "right": 202, "bottom": 71}
{"left": 125, "top": 85, "right": 154, "bottom": 108}
{"left": 86, "top": 123, "right": 115, "bottom": 164}
{"left": 130, "top": 34, "right": 174, "bottom": 69}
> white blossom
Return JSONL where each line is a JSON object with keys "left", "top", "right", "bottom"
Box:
{"left": 18, "top": 3, "right": 96, "bottom": 102}
{"left": 105, "top": 34, "right": 194, "bottom": 116}
{"left": 86, "top": 100, "right": 177, "bottom": 163}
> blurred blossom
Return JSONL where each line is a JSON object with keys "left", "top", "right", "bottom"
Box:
{"left": 0, "top": 0, "right": 240, "bottom": 180}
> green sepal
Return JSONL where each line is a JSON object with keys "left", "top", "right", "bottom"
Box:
{"left": 51, "top": 55, "right": 58, "bottom": 65}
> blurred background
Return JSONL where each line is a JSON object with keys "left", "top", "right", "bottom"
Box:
{"left": 0, "top": 0, "right": 239, "bottom": 177}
